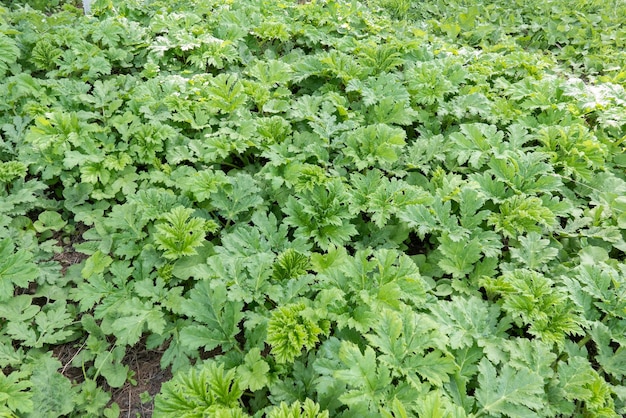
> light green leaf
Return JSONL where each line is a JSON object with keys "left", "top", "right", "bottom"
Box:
{"left": 488, "top": 195, "right": 556, "bottom": 238}
{"left": 409, "top": 351, "right": 457, "bottom": 387}
{"left": 414, "top": 391, "right": 468, "bottom": 418}
{"left": 81, "top": 250, "right": 113, "bottom": 279}
{"left": 343, "top": 124, "right": 406, "bottom": 170}
{"left": 210, "top": 173, "right": 264, "bottom": 221}
{"left": 558, "top": 356, "right": 595, "bottom": 402}
{"left": 236, "top": 348, "right": 270, "bottom": 392}
{"left": 272, "top": 249, "right": 311, "bottom": 282}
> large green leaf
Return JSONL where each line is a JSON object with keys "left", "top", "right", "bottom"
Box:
{"left": 0, "top": 239, "right": 39, "bottom": 301}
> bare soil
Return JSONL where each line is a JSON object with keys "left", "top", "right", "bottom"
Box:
{"left": 108, "top": 341, "right": 172, "bottom": 418}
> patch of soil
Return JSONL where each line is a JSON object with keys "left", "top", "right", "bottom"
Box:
{"left": 108, "top": 341, "right": 172, "bottom": 418}
{"left": 53, "top": 341, "right": 88, "bottom": 384}
{"left": 52, "top": 222, "right": 90, "bottom": 275}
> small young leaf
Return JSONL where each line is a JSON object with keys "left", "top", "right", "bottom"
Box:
{"left": 155, "top": 206, "right": 214, "bottom": 260}
{"left": 272, "top": 249, "right": 311, "bottom": 282}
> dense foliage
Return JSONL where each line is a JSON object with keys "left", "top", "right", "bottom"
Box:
{"left": 0, "top": 0, "right": 625, "bottom": 416}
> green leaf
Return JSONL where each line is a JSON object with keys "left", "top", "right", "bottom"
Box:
{"left": 0, "top": 34, "right": 19, "bottom": 78}
{"left": 283, "top": 180, "right": 357, "bottom": 250}
{"left": 0, "top": 161, "right": 27, "bottom": 183}
{"left": 343, "top": 124, "right": 406, "bottom": 170}
{"left": 430, "top": 296, "right": 509, "bottom": 349}
{"left": 179, "top": 281, "right": 244, "bottom": 353}
{"left": 567, "top": 263, "right": 626, "bottom": 319}
{"left": 406, "top": 59, "right": 463, "bottom": 105}
{"left": 397, "top": 203, "right": 438, "bottom": 238}
{"left": 414, "top": 391, "right": 468, "bottom": 418}
{"left": 365, "top": 307, "right": 453, "bottom": 386}
{"left": 557, "top": 356, "right": 595, "bottom": 402}
{"left": 0, "top": 370, "right": 32, "bottom": 415}
{"left": 247, "top": 59, "right": 293, "bottom": 86}
{"left": 488, "top": 153, "right": 562, "bottom": 195}
{"left": 95, "top": 346, "right": 129, "bottom": 389}
{"left": 488, "top": 195, "right": 556, "bottom": 238}
{"left": 347, "top": 73, "right": 409, "bottom": 107}
{"left": 33, "top": 211, "right": 67, "bottom": 233}
{"left": 236, "top": 348, "right": 270, "bottom": 392}
{"left": 475, "top": 358, "right": 545, "bottom": 417}
{"left": 333, "top": 341, "right": 393, "bottom": 410}
{"left": 81, "top": 250, "right": 113, "bottom": 279}
{"left": 208, "top": 74, "right": 247, "bottom": 114}
{"left": 110, "top": 298, "right": 166, "bottom": 346}
{"left": 30, "top": 355, "right": 76, "bottom": 418}
{"left": 210, "top": 173, "right": 264, "bottom": 221}
{"left": 578, "top": 246, "right": 609, "bottom": 265}
{"left": 448, "top": 123, "right": 504, "bottom": 169}
{"left": 356, "top": 175, "right": 432, "bottom": 228}
{"left": 70, "top": 273, "right": 116, "bottom": 312}
{"left": 409, "top": 351, "right": 458, "bottom": 387}
{"left": 91, "top": 18, "right": 125, "bottom": 47}
{"left": 590, "top": 323, "right": 626, "bottom": 380}
{"left": 482, "top": 269, "right": 581, "bottom": 346}
{"left": 272, "top": 249, "right": 311, "bottom": 282}
{"left": 509, "top": 232, "right": 559, "bottom": 270}
{"left": 31, "top": 302, "right": 74, "bottom": 348}
{"left": 437, "top": 235, "right": 482, "bottom": 278}
{"left": 74, "top": 379, "right": 113, "bottom": 417}
{"left": 183, "top": 169, "right": 228, "bottom": 202}
{"left": 358, "top": 44, "right": 404, "bottom": 75}
{"left": 0, "top": 238, "right": 39, "bottom": 301}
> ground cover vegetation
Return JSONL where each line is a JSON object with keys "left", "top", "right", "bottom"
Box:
{"left": 0, "top": 0, "right": 625, "bottom": 416}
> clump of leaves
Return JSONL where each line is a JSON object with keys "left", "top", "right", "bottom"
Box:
{"left": 266, "top": 399, "right": 329, "bottom": 418}
{"left": 267, "top": 303, "right": 327, "bottom": 364}
{"left": 153, "top": 362, "right": 247, "bottom": 417}
{"left": 155, "top": 206, "right": 218, "bottom": 260}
